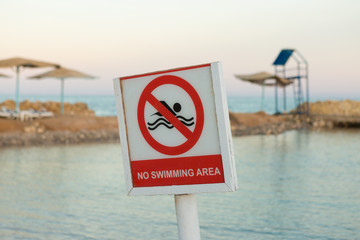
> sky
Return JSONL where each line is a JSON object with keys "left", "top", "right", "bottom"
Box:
{"left": 0, "top": 0, "right": 359, "bottom": 98}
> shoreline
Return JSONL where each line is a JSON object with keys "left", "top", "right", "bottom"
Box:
{"left": 0, "top": 113, "right": 312, "bottom": 147}
{"left": 2, "top": 98, "right": 360, "bottom": 148}
{"left": 0, "top": 129, "right": 120, "bottom": 148}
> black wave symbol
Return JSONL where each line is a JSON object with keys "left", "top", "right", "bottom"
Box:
{"left": 147, "top": 116, "right": 195, "bottom": 130}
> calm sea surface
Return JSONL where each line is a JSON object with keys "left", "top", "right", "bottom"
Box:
{"left": 1, "top": 94, "right": 359, "bottom": 116}
{"left": 0, "top": 130, "right": 359, "bottom": 239}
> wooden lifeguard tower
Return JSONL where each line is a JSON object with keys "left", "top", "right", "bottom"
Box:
{"left": 273, "top": 49, "right": 309, "bottom": 115}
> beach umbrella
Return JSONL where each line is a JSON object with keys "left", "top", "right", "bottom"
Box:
{"left": 235, "top": 72, "right": 293, "bottom": 112}
{"left": 28, "top": 67, "right": 95, "bottom": 114}
{"left": 235, "top": 72, "right": 293, "bottom": 86}
{"left": 0, "top": 73, "right": 10, "bottom": 78}
{"left": 0, "top": 57, "right": 60, "bottom": 111}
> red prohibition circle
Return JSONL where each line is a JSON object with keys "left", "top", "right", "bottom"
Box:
{"left": 137, "top": 75, "right": 204, "bottom": 155}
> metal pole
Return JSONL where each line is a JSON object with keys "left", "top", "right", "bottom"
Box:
{"left": 294, "top": 50, "right": 309, "bottom": 115}
{"left": 61, "top": 78, "right": 65, "bottom": 115}
{"left": 261, "top": 83, "right": 265, "bottom": 111}
{"left": 297, "top": 59, "right": 303, "bottom": 114}
{"left": 306, "top": 64, "right": 310, "bottom": 116}
{"left": 283, "top": 87, "right": 286, "bottom": 112}
{"left": 275, "top": 82, "right": 278, "bottom": 114}
{"left": 274, "top": 66, "right": 278, "bottom": 114}
{"left": 15, "top": 66, "right": 20, "bottom": 112}
{"left": 297, "top": 77, "right": 302, "bottom": 113}
{"left": 282, "top": 65, "right": 287, "bottom": 113}
{"left": 175, "top": 194, "right": 201, "bottom": 240}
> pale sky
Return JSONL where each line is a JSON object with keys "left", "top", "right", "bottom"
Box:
{"left": 0, "top": 0, "right": 359, "bottom": 97}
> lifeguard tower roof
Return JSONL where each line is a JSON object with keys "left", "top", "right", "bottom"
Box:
{"left": 272, "top": 49, "right": 295, "bottom": 66}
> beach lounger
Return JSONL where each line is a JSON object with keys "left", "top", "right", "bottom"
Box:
{"left": 0, "top": 107, "right": 16, "bottom": 119}
{"left": 39, "top": 111, "right": 54, "bottom": 118}
{"left": 0, "top": 106, "right": 54, "bottom": 121}
{"left": 18, "top": 110, "right": 34, "bottom": 121}
{"left": 5, "top": 109, "right": 38, "bottom": 121}
{"left": 29, "top": 108, "right": 54, "bottom": 118}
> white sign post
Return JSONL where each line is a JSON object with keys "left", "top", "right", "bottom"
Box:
{"left": 175, "top": 194, "right": 201, "bottom": 240}
{"left": 114, "top": 62, "right": 237, "bottom": 240}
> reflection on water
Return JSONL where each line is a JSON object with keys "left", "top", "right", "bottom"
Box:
{"left": 0, "top": 129, "right": 359, "bottom": 239}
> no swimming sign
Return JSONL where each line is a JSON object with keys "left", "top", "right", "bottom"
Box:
{"left": 114, "top": 62, "right": 237, "bottom": 196}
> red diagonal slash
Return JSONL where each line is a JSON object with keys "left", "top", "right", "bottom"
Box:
{"left": 137, "top": 74, "right": 204, "bottom": 155}
{"left": 147, "top": 93, "right": 193, "bottom": 139}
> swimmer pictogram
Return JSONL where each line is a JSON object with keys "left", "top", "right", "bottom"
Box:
{"left": 147, "top": 101, "right": 194, "bottom": 130}
{"left": 137, "top": 75, "right": 204, "bottom": 155}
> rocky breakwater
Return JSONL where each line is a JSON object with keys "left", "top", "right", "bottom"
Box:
{"left": 0, "top": 100, "right": 118, "bottom": 147}
{"left": 304, "top": 100, "right": 360, "bottom": 128}
{"left": 0, "top": 99, "right": 95, "bottom": 116}
{"left": 0, "top": 115, "right": 119, "bottom": 147}
{"left": 229, "top": 111, "right": 309, "bottom": 136}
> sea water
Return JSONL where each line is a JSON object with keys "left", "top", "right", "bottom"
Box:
{"left": 0, "top": 130, "right": 359, "bottom": 239}
{"left": 1, "top": 94, "right": 359, "bottom": 116}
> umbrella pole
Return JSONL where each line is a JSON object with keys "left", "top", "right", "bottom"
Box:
{"left": 275, "top": 82, "right": 278, "bottom": 114}
{"left": 283, "top": 87, "right": 286, "bottom": 112}
{"left": 16, "top": 66, "right": 20, "bottom": 112}
{"left": 61, "top": 78, "right": 65, "bottom": 115}
{"left": 261, "top": 83, "right": 265, "bottom": 111}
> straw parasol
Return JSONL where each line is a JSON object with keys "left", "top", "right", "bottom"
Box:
{"left": 0, "top": 73, "right": 10, "bottom": 78}
{"left": 235, "top": 72, "right": 293, "bottom": 86}
{"left": 0, "top": 57, "right": 60, "bottom": 111}
{"left": 235, "top": 72, "right": 293, "bottom": 112}
{"left": 28, "top": 67, "right": 95, "bottom": 114}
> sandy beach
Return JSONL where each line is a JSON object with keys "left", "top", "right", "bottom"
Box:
{"left": 1, "top": 99, "right": 360, "bottom": 147}
{"left": 0, "top": 111, "right": 308, "bottom": 147}
{"left": 0, "top": 115, "right": 119, "bottom": 147}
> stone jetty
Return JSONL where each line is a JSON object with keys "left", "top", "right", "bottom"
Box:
{"left": 1, "top": 99, "right": 359, "bottom": 147}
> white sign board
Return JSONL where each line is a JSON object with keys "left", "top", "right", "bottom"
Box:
{"left": 114, "top": 62, "right": 237, "bottom": 196}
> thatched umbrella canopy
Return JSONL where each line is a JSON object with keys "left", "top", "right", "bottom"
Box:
{"left": 29, "top": 67, "right": 95, "bottom": 114}
{"left": 0, "top": 73, "right": 10, "bottom": 78}
{"left": 235, "top": 72, "right": 293, "bottom": 112}
{"left": 0, "top": 57, "right": 60, "bottom": 68}
{"left": 0, "top": 57, "right": 60, "bottom": 111}
{"left": 235, "top": 72, "right": 293, "bottom": 86}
